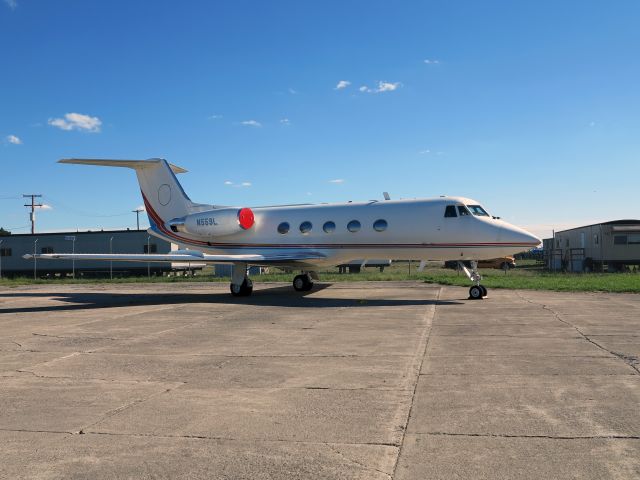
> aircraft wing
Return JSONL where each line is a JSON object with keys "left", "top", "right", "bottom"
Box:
{"left": 22, "top": 251, "right": 325, "bottom": 264}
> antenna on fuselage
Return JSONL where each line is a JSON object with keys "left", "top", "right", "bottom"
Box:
{"left": 383, "top": 192, "right": 391, "bottom": 201}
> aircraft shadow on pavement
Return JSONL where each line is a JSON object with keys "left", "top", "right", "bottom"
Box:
{"left": 0, "top": 284, "right": 462, "bottom": 314}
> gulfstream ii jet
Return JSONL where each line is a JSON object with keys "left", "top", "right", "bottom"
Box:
{"left": 25, "top": 158, "right": 540, "bottom": 299}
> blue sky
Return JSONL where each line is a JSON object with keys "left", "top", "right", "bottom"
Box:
{"left": 1, "top": 0, "right": 639, "bottom": 239}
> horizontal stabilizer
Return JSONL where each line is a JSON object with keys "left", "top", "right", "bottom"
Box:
{"left": 59, "top": 158, "right": 187, "bottom": 174}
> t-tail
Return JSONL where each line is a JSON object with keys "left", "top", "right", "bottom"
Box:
{"left": 58, "top": 158, "right": 203, "bottom": 231}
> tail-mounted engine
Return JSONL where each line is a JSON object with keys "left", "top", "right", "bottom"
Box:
{"left": 168, "top": 208, "right": 255, "bottom": 237}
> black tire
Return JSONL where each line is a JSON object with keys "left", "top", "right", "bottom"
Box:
{"left": 469, "top": 285, "right": 484, "bottom": 300}
{"left": 230, "top": 279, "right": 253, "bottom": 297}
{"left": 479, "top": 285, "right": 488, "bottom": 297}
{"left": 500, "top": 262, "right": 510, "bottom": 270}
{"left": 293, "top": 274, "right": 313, "bottom": 292}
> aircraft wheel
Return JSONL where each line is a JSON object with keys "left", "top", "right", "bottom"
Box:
{"left": 230, "top": 279, "right": 253, "bottom": 297}
{"left": 293, "top": 274, "right": 313, "bottom": 292}
{"left": 480, "top": 285, "right": 488, "bottom": 297}
{"left": 469, "top": 285, "right": 484, "bottom": 300}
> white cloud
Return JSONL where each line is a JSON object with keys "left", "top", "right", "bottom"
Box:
{"left": 6, "top": 134, "right": 22, "bottom": 145}
{"left": 39, "top": 204, "right": 53, "bottom": 210}
{"left": 280, "top": 118, "right": 290, "bottom": 125}
{"left": 240, "top": 120, "right": 262, "bottom": 127}
{"left": 135, "top": 204, "right": 146, "bottom": 212}
{"left": 375, "top": 81, "right": 401, "bottom": 92}
{"left": 335, "top": 80, "right": 351, "bottom": 90}
{"left": 208, "top": 114, "right": 222, "bottom": 120}
{"left": 418, "top": 149, "right": 431, "bottom": 155}
{"left": 359, "top": 82, "right": 402, "bottom": 94}
{"left": 424, "top": 59, "right": 440, "bottom": 65}
{"left": 225, "top": 180, "right": 252, "bottom": 188}
{"left": 329, "top": 179, "right": 345, "bottom": 184}
{"left": 589, "top": 121, "right": 596, "bottom": 127}
{"left": 4, "top": 0, "right": 17, "bottom": 10}
{"left": 288, "top": 88, "right": 298, "bottom": 94}
{"left": 48, "top": 112, "right": 102, "bottom": 132}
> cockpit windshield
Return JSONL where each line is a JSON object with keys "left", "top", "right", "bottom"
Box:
{"left": 457, "top": 205, "right": 470, "bottom": 216}
{"left": 467, "top": 205, "right": 490, "bottom": 217}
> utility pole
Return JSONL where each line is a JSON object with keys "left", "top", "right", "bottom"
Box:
{"left": 23, "top": 194, "right": 43, "bottom": 234}
{"left": 132, "top": 208, "right": 144, "bottom": 230}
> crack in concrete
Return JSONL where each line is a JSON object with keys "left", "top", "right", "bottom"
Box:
{"left": 31, "top": 332, "right": 118, "bottom": 341}
{"left": 390, "top": 288, "right": 439, "bottom": 479}
{"left": 516, "top": 292, "right": 640, "bottom": 375}
{"left": 78, "top": 386, "right": 181, "bottom": 434}
{"left": 325, "top": 443, "right": 393, "bottom": 479}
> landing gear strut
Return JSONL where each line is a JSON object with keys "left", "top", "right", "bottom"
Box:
{"left": 458, "top": 261, "right": 487, "bottom": 300}
{"left": 293, "top": 273, "right": 314, "bottom": 292}
{"left": 230, "top": 262, "right": 253, "bottom": 297}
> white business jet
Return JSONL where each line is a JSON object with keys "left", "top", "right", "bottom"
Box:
{"left": 25, "top": 159, "right": 540, "bottom": 299}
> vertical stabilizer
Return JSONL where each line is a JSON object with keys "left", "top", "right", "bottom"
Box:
{"left": 58, "top": 158, "right": 194, "bottom": 227}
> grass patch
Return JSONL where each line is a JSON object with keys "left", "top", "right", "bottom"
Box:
{"left": 2, "top": 263, "right": 640, "bottom": 293}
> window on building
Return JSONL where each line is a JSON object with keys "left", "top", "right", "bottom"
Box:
{"left": 299, "top": 221, "right": 312, "bottom": 234}
{"left": 444, "top": 206, "right": 457, "bottom": 218}
{"left": 0, "top": 247, "right": 11, "bottom": 257}
{"left": 614, "top": 235, "right": 628, "bottom": 245}
{"left": 41, "top": 247, "right": 54, "bottom": 254}
{"left": 457, "top": 205, "right": 471, "bottom": 216}
{"left": 373, "top": 219, "right": 388, "bottom": 232}
{"left": 594, "top": 234, "right": 599, "bottom": 245}
{"left": 143, "top": 244, "right": 157, "bottom": 253}
{"left": 565, "top": 239, "right": 569, "bottom": 247}
{"left": 347, "top": 220, "right": 361, "bottom": 232}
{"left": 323, "top": 221, "right": 336, "bottom": 233}
{"left": 277, "top": 222, "right": 290, "bottom": 234}
{"left": 628, "top": 234, "right": 640, "bottom": 245}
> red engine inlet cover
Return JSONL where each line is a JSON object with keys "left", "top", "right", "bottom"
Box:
{"left": 238, "top": 208, "right": 255, "bottom": 230}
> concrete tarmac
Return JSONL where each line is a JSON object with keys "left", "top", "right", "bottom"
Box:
{"left": 0, "top": 282, "right": 638, "bottom": 479}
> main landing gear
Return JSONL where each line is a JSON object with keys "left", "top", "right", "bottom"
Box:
{"left": 230, "top": 262, "right": 253, "bottom": 297}
{"left": 293, "top": 273, "right": 314, "bottom": 292}
{"left": 457, "top": 261, "right": 488, "bottom": 300}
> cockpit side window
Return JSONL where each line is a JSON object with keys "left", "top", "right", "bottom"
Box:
{"left": 457, "top": 205, "right": 471, "bottom": 216}
{"left": 468, "top": 205, "right": 490, "bottom": 217}
{"left": 444, "top": 205, "right": 457, "bottom": 218}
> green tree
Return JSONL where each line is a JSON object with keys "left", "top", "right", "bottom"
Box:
{"left": 0, "top": 227, "right": 11, "bottom": 236}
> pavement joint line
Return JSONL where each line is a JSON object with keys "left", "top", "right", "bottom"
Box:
{"left": 390, "top": 287, "right": 439, "bottom": 479}
{"left": 414, "top": 431, "right": 640, "bottom": 440}
{"left": 516, "top": 291, "right": 640, "bottom": 375}
{"left": 419, "top": 373, "right": 637, "bottom": 376}
{"left": 80, "top": 430, "right": 402, "bottom": 447}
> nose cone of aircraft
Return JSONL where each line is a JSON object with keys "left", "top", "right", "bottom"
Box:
{"left": 502, "top": 223, "right": 541, "bottom": 247}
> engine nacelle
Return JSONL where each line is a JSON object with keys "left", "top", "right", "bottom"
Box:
{"left": 168, "top": 208, "right": 254, "bottom": 237}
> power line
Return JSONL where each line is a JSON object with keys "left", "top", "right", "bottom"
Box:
{"left": 23, "top": 194, "right": 42, "bottom": 234}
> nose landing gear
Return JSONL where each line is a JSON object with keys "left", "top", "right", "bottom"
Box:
{"left": 457, "top": 261, "right": 487, "bottom": 300}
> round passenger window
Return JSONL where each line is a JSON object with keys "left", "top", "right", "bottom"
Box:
{"left": 299, "top": 221, "right": 312, "bottom": 234}
{"left": 323, "top": 221, "right": 336, "bottom": 233}
{"left": 277, "top": 222, "right": 290, "bottom": 234}
{"left": 373, "top": 219, "right": 388, "bottom": 232}
{"left": 347, "top": 220, "right": 361, "bottom": 233}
